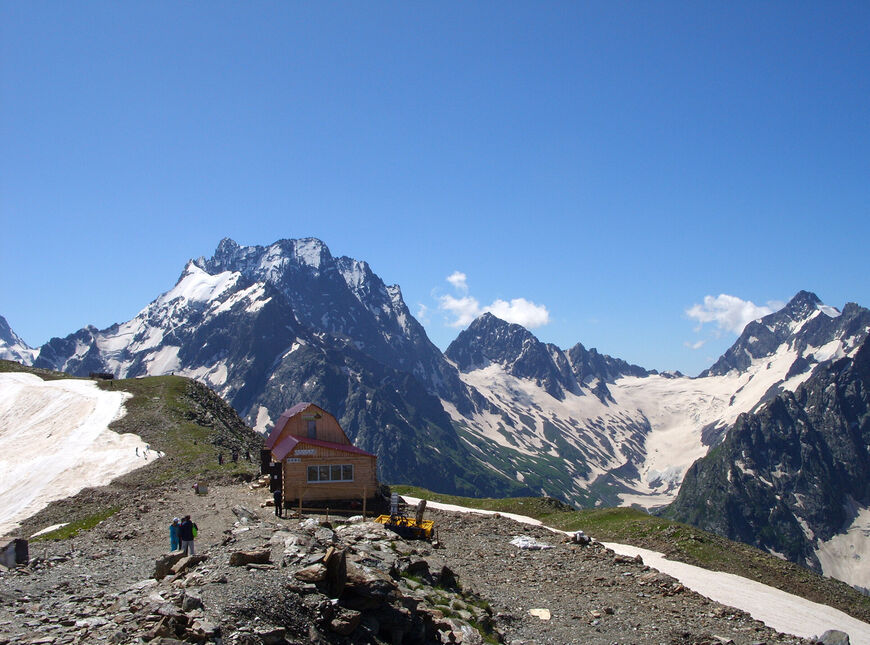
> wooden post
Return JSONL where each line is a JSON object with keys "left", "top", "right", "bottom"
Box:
{"left": 362, "top": 487, "right": 367, "bottom": 519}
{"left": 298, "top": 487, "right": 303, "bottom": 517}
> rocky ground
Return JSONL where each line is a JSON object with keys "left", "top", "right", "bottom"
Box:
{"left": 0, "top": 480, "right": 830, "bottom": 645}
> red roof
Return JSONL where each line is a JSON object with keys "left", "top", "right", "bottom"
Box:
{"left": 272, "top": 435, "right": 376, "bottom": 462}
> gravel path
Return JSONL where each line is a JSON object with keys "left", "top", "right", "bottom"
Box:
{"left": 0, "top": 481, "right": 823, "bottom": 645}
{"left": 429, "top": 509, "right": 813, "bottom": 645}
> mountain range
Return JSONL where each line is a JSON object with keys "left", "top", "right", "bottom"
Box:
{"left": 5, "top": 236, "right": 870, "bottom": 587}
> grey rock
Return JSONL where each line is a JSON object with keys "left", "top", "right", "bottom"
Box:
{"left": 231, "top": 506, "right": 259, "bottom": 522}
{"left": 817, "top": 630, "right": 851, "bottom": 645}
{"left": 228, "top": 549, "right": 271, "bottom": 567}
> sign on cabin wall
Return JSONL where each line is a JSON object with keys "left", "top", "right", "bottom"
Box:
{"left": 295, "top": 449, "right": 316, "bottom": 456}
{"left": 287, "top": 458, "right": 301, "bottom": 463}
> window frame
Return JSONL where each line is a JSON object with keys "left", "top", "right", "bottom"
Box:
{"left": 306, "top": 463, "right": 354, "bottom": 483}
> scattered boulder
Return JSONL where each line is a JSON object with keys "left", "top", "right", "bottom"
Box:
{"left": 181, "top": 591, "right": 203, "bottom": 611}
{"left": 153, "top": 552, "right": 186, "bottom": 580}
{"left": 232, "top": 505, "right": 259, "bottom": 522}
{"left": 295, "top": 563, "right": 327, "bottom": 583}
{"left": 0, "top": 538, "right": 28, "bottom": 567}
{"left": 817, "top": 630, "right": 851, "bottom": 645}
{"left": 228, "top": 549, "right": 271, "bottom": 567}
{"left": 170, "top": 554, "right": 209, "bottom": 575}
{"left": 436, "top": 564, "right": 459, "bottom": 591}
{"left": 614, "top": 553, "right": 644, "bottom": 565}
{"left": 323, "top": 546, "right": 348, "bottom": 597}
{"left": 329, "top": 607, "right": 361, "bottom": 636}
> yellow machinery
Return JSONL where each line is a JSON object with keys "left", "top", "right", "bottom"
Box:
{"left": 374, "top": 514, "right": 434, "bottom": 540}
{"left": 374, "top": 495, "right": 433, "bottom": 540}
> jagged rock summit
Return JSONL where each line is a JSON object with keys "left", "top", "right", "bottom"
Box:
{"left": 702, "top": 290, "right": 867, "bottom": 378}
{"left": 667, "top": 335, "right": 870, "bottom": 590}
{"left": 0, "top": 315, "right": 36, "bottom": 364}
{"left": 26, "top": 237, "right": 523, "bottom": 500}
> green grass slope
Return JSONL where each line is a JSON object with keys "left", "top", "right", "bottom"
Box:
{"left": 1, "top": 361, "right": 263, "bottom": 539}
{"left": 392, "top": 485, "right": 870, "bottom": 625}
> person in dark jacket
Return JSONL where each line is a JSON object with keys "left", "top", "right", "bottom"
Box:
{"left": 273, "top": 488, "right": 282, "bottom": 518}
{"left": 179, "top": 515, "right": 197, "bottom": 555}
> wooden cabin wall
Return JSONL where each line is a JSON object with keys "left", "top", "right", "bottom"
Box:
{"left": 281, "top": 444, "right": 378, "bottom": 503}
{"left": 280, "top": 406, "right": 349, "bottom": 445}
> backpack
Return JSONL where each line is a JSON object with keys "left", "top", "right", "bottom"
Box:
{"left": 192, "top": 523, "right": 198, "bottom": 538}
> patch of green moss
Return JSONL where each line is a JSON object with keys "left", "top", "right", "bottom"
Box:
{"left": 31, "top": 506, "right": 120, "bottom": 541}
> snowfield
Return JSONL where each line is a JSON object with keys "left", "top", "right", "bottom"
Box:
{"left": 403, "top": 496, "right": 870, "bottom": 644}
{"left": 449, "top": 306, "right": 862, "bottom": 511}
{"left": 0, "top": 373, "right": 162, "bottom": 536}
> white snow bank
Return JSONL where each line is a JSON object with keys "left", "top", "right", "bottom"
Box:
{"left": 606, "top": 543, "right": 870, "bottom": 644}
{"left": 402, "top": 496, "right": 870, "bottom": 644}
{"left": 816, "top": 503, "right": 870, "bottom": 592}
{"left": 0, "top": 373, "right": 163, "bottom": 536}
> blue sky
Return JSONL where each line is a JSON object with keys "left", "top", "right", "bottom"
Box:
{"left": 2, "top": 3, "right": 868, "bottom": 376}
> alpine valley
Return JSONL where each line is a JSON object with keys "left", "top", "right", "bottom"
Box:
{"left": 5, "top": 237, "right": 870, "bottom": 588}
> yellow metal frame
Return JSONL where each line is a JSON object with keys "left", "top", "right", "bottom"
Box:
{"left": 374, "top": 514, "right": 434, "bottom": 540}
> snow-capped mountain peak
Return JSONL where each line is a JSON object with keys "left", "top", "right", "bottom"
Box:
{"left": 159, "top": 261, "right": 240, "bottom": 306}
{"left": 701, "top": 291, "right": 867, "bottom": 378}
{"left": 0, "top": 315, "right": 37, "bottom": 364}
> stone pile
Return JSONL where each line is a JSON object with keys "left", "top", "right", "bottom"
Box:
{"left": 0, "top": 503, "right": 499, "bottom": 645}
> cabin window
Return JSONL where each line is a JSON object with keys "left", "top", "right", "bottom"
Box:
{"left": 307, "top": 420, "right": 316, "bottom": 438}
{"left": 307, "top": 464, "right": 354, "bottom": 482}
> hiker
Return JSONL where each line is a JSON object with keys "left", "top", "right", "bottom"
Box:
{"left": 169, "top": 517, "right": 181, "bottom": 551}
{"left": 273, "top": 488, "right": 283, "bottom": 518}
{"left": 179, "top": 515, "right": 198, "bottom": 555}
{"left": 218, "top": 452, "right": 224, "bottom": 465}
{"left": 232, "top": 450, "right": 239, "bottom": 463}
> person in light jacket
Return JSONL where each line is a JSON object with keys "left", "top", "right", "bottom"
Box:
{"left": 179, "top": 515, "right": 197, "bottom": 555}
{"left": 169, "top": 517, "right": 181, "bottom": 551}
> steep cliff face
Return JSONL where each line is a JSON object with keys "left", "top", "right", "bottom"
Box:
{"left": 667, "top": 338, "right": 870, "bottom": 578}
{"left": 27, "top": 238, "right": 525, "bottom": 498}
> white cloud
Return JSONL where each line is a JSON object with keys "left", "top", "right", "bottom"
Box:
{"left": 437, "top": 273, "right": 550, "bottom": 329}
{"left": 684, "top": 339, "right": 707, "bottom": 350}
{"left": 416, "top": 304, "right": 430, "bottom": 324}
{"left": 439, "top": 294, "right": 482, "bottom": 327}
{"left": 686, "top": 294, "right": 783, "bottom": 335}
{"left": 486, "top": 298, "right": 550, "bottom": 328}
{"left": 446, "top": 271, "right": 468, "bottom": 293}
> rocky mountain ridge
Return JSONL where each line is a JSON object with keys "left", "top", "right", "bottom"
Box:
{"left": 667, "top": 337, "right": 870, "bottom": 591}
{"left": 25, "top": 239, "right": 522, "bottom": 500}
{"left": 6, "top": 237, "right": 870, "bottom": 552}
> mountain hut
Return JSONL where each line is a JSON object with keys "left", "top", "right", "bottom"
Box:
{"left": 264, "top": 403, "right": 379, "bottom": 511}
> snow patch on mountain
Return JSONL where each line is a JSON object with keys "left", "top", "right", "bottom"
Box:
{"left": 815, "top": 502, "right": 870, "bottom": 593}
{"left": 253, "top": 406, "right": 272, "bottom": 434}
{"left": 161, "top": 262, "right": 239, "bottom": 305}
{"left": 293, "top": 238, "right": 327, "bottom": 269}
{"left": 0, "top": 373, "right": 161, "bottom": 536}
{"left": 453, "top": 362, "right": 646, "bottom": 480}
{"left": 146, "top": 345, "right": 181, "bottom": 374}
